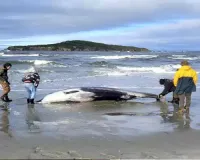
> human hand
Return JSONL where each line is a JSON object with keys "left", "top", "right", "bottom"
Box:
{"left": 156, "top": 95, "right": 160, "bottom": 101}
{"left": 158, "top": 94, "right": 163, "bottom": 98}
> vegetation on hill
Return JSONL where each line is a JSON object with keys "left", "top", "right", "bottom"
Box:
{"left": 7, "top": 40, "right": 149, "bottom": 52}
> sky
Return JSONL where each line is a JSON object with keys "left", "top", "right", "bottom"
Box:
{"left": 0, "top": 0, "right": 200, "bottom": 51}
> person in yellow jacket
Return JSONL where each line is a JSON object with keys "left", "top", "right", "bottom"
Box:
{"left": 173, "top": 60, "right": 198, "bottom": 113}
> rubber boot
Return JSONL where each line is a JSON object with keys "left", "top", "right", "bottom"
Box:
{"left": 30, "top": 99, "right": 35, "bottom": 104}
{"left": 1, "top": 95, "right": 6, "bottom": 102}
{"left": 4, "top": 95, "right": 12, "bottom": 102}
{"left": 177, "top": 107, "right": 184, "bottom": 115}
{"left": 1, "top": 95, "right": 11, "bottom": 102}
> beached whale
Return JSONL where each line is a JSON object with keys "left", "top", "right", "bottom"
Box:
{"left": 38, "top": 87, "right": 158, "bottom": 104}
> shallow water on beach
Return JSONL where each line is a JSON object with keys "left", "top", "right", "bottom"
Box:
{"left": 0, "top": 50, "right": 199, "bottom": 145}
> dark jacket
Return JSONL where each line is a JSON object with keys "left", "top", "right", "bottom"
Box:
{"left": 0, "top": 67, "right": 9, "bottom": 84}
{"left": 160, "top": 79, "right": 176, "bottom": 96}
{"left": 174, "top": 66, "right": 197, "bottom": 94}
{"left": 22, "top": 73, "right": 40, "bottom": 88}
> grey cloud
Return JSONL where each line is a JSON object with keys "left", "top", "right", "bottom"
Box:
{"left": 1, "top": 0, "right": 200, "bottom": 50}
{"left": 69, "top": 19, "right": 200, "bottom": 50}
{"left": 2, "top": 18, "right": 200, "bottom": 50}
{"left": 1, "top": 0, "right": 200, "bottom": 39}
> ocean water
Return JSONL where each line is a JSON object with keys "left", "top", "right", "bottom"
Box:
{"left": 0, "top": 50, "right": 200, "bottom": 139}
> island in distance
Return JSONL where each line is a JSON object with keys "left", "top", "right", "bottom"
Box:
{"left": 7, "top": 40, "right": 149, "bottom": 52}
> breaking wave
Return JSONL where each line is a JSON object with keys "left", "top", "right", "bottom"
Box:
{"left": 16, "top": 60, "right": 66, "bottom": 67}
{"left": 117, "top": 64, "right": 181, "bottom": 73}
{"left": 13, "top": 67, "right": 55, "bottom": 74}
{"left": 34, "top": 120, "right": 73, "bottom": 126}
{"left": 33, "top": 60, "right": 52, "bottom": 65}
{"left": 169, "top": 55, "right": 200, "bottom": 60}
{"left": 92, "top": 64, "right": 182, "bottom": 76}
{"left": 91, "top": 55, "right": 158, "bottom": 60}
{"left": 88, "top": 61, "right": 116, "bottom": 68}
{"left": 0, "top": 53, "right": 39, "bottom": 57}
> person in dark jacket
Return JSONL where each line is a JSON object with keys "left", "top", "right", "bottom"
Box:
{"left": 158, "top": 78, "right": 179, "bottom": 104}
{"left": 173, "top": 60, "right": 198, "bottom": 114}
{"left": 0, "top": 63, "right": 12, "bottom": 102}
{"left": 22, "top": 68, "right": 40, "bottom": 104}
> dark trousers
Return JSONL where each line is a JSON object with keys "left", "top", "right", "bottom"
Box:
{"left": 173, "top": 92, "right": 178, "bottom": 99}
{"left": 178, "top": 93, "right": 192, "bottom": 109}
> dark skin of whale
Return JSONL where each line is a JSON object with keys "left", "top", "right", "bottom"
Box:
{"left": 39, "top": 87, "right": 158, "bottom": 103}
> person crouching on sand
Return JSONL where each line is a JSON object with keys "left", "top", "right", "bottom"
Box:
{"left": 158, "top": 78, "right": 179, "bottom": 104}
{"left": 0, "top": 63, "right": 12, "bottom": 102}
{"left": 22, "top": 67, "right": 40, "bottom": 104}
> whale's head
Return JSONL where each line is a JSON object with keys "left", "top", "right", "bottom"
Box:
{"left": 40, "top": 88, "right": 95, "bottom": 104}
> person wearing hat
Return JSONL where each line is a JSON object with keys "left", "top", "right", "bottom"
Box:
{"left": 0, "top": 63, "right": 12, "bottom": 102}
{"left": 22, "top": 67, "right": 40, "bottom": 104}
{"left": 157, "top": 78, "right": 179, "bottom": 104}
{"left": 173, "top": 60, "right": 198, "bottom": 113}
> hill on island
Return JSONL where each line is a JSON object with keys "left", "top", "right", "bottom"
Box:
{"left": 7, "top": 40, "right": 149, "bottom": 52}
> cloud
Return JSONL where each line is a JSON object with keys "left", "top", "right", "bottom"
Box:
{"left": 1, "top": 0, "right": 200, "bottom": 50}
{"left": 3, "top": 19, "right": 200, "bottom": 51}
{"left": 80, "top": 19, "right": 200, "bottom": 50}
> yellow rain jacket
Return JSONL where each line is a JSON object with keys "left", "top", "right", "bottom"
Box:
{"left": 173, "top": 65, "right": 198, "bottom": 94}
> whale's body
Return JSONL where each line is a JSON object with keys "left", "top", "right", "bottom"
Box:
{"left": 39, "top": 87, "right": 158, "bottom": 104}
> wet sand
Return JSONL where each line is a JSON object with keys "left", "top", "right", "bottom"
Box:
{"left": 1, "top": 127, "right": 200, "bottom": 159}
{"left": 0, "top": 91, "right": 200, "bottom": 159}
{"left": 0, "top": 108, "right": 199, "bottom": 158}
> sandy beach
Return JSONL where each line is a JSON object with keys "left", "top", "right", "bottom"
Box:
{"left": 1, "top": 125, "right": 200, "bottom": 159}
{"left": 0, "top": 91, "right": 200, "bottom": 159}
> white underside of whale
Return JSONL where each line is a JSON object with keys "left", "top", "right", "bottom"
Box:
{"left": 40, "top": 89, "right": 95, "bottom": 104}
